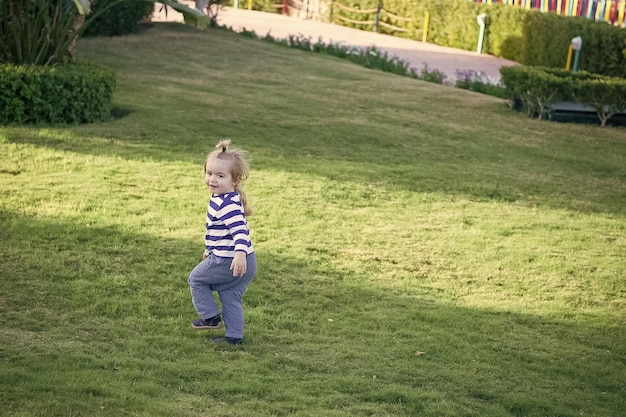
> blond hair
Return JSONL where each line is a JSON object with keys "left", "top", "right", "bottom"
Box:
{"left": 204, "top": 139, "right": 253, "bottom": 216}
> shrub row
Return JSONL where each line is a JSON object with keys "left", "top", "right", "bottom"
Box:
{"left": 0, "top": 62, "right": 116, "bottom": 125}
{"left": 521, "top": 13, "right": 626, "bottom": 78}
{"left": 499, "top": 66, "right": 626, "bottom": 126}
{"left": 239, "top": 0, "right": 626, "bottom": 78}
{"left": 237, "top": 28, "right": 448, "bottom": 83}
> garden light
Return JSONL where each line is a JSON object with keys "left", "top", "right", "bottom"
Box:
{"left": 565, "top": 36, "right": 582, "bottom": 72}
{"left": 571, "top": 36, "right": 582, "bottom": 72}
{"left": 476, "top": 13, "right": 487, "bottom": 54}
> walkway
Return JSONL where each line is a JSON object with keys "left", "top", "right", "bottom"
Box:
{"left": 152, "top": 4, "right": 519, "bottom": 82}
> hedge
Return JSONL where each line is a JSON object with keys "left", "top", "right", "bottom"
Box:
{"left": 500, "top": 65, "right": 626, "bottom": 126}
{"left": 522, "top": 12, "right": 626, "bottom": 78}
{"left": 0, "top": 62, "right": 116, "bottom": 125}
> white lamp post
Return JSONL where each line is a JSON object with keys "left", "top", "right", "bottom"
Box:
{"left": 571, "top": 36, "right": 582, "bottom": 73}
{"left": 476, "top": 14, "right": 487, "bottom": 54}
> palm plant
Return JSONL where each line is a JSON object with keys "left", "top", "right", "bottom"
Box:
{"left": 0, "top": 0, "right": 207, "bottom": 66}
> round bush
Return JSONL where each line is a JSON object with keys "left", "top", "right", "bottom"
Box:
{"left": 0, "top": 62, "right": 116, "bottom": 125}
{"left": 83, "top": 0, "right": 154, "bottom": 37}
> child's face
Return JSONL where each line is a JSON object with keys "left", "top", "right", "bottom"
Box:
{"left": 205, "top": 156, "right": 237, "bottom": 195}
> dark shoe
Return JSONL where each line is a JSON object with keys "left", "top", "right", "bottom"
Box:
{"left": 210, "top": 336, "right": 243, "bottom": 345}
{"left": 192, "top": 314, "right": 223, "bottom": 330}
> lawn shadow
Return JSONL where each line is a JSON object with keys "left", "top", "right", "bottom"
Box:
{"left": 1, "top": 208, "right": 624, "bottom": 416}
{"left": 110, "top": 106, "right": 131, "bottom": 120}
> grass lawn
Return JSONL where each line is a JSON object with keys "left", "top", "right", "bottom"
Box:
{"left": 1, "top": 22, "right": 625, "bottom": 417}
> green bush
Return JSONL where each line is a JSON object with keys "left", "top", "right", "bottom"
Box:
{"left": 485, "top": 4, "right": 528, "bottom": 62}
{"left": 501, "top": 66, "right": 583, "bottom": 118}
{"left": 522, "top": 12, "right": 626, "bottom": 78}
{"left": 455, "top": 69, "right": 507, "bottom": 99}
{"left": 521, "top": 12, "right": 576, "bottom": 71}
{"left": 83, "top": 0, "right": 154, "bottom": 37}
{"left": 500, "top": 65, "right": 626, "bottom": 125}
{"left": 571, "top": 77, "right": 626, "bottom": 126}
{"left": 0, "top": 62, "right": 116, "bottom": 125}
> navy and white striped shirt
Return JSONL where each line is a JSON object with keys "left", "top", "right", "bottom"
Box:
{"left": 205, "top": 191, "right": 253, "bottom": 258}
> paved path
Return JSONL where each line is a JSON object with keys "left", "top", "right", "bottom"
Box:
{"left": 153, "top": 4, "right": 519, "bottom": 82}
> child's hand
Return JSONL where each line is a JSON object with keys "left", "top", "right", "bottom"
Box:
{"left": 203, "top": 251, "right": 208, "bottom": 260}
{"left": 231, "top": 252, "right": 247, "bottom": 277}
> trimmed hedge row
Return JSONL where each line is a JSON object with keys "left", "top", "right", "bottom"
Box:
{"left": 413, "top": 0, "right": 625, "bottom": 78}
{"left": 442, "top": 2, "right": 625, "bottom": 78}
{"left": 521, "top": 13, "right": 626, "bottom": 78}
{"left": 0, "top": 62, "right": 116, "bottom": 125}
{"left": 500, "top": 66, "right": 626, "bottom": 126}
{"left": 247, "top": 0, "right": 626, "bottom": 78}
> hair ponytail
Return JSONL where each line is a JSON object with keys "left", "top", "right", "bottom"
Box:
{"left": 235, "top": 185, "right": 252, "bottom": 216}
{"left": 216, "top": 139, "right": 229, "bottom": 153}
{"left": 207, "top": 139, "right": 253, "bottom": 216}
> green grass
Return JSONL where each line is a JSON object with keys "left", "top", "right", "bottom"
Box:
{"left": 1, "top": 22, "right": 625, "bottom": 417}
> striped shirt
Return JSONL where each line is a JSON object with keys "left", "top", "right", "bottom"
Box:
{"left": 205, "top": 191, "right": 253, "bottom": 258}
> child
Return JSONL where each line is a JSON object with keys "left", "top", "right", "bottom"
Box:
{"left": 188, "top": 139, "right": 256, "bottom": 345}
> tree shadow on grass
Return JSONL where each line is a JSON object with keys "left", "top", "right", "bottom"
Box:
{"left": 0, "top": 209, "right": 624, "bottom": 417}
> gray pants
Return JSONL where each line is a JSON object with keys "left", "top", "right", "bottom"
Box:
{"left": 188, "top": 252, "right": 257, "bottom": 339}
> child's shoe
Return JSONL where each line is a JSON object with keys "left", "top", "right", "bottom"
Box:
{"left": 210, "top": 336, "right": 243, "bottom": 345}
{"left": 191, "top": 314, "right": 223, "bottom": 330}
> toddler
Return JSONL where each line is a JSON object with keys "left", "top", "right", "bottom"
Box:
{"left": 188, "top": 140, "right": 256, "bottom": 345}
